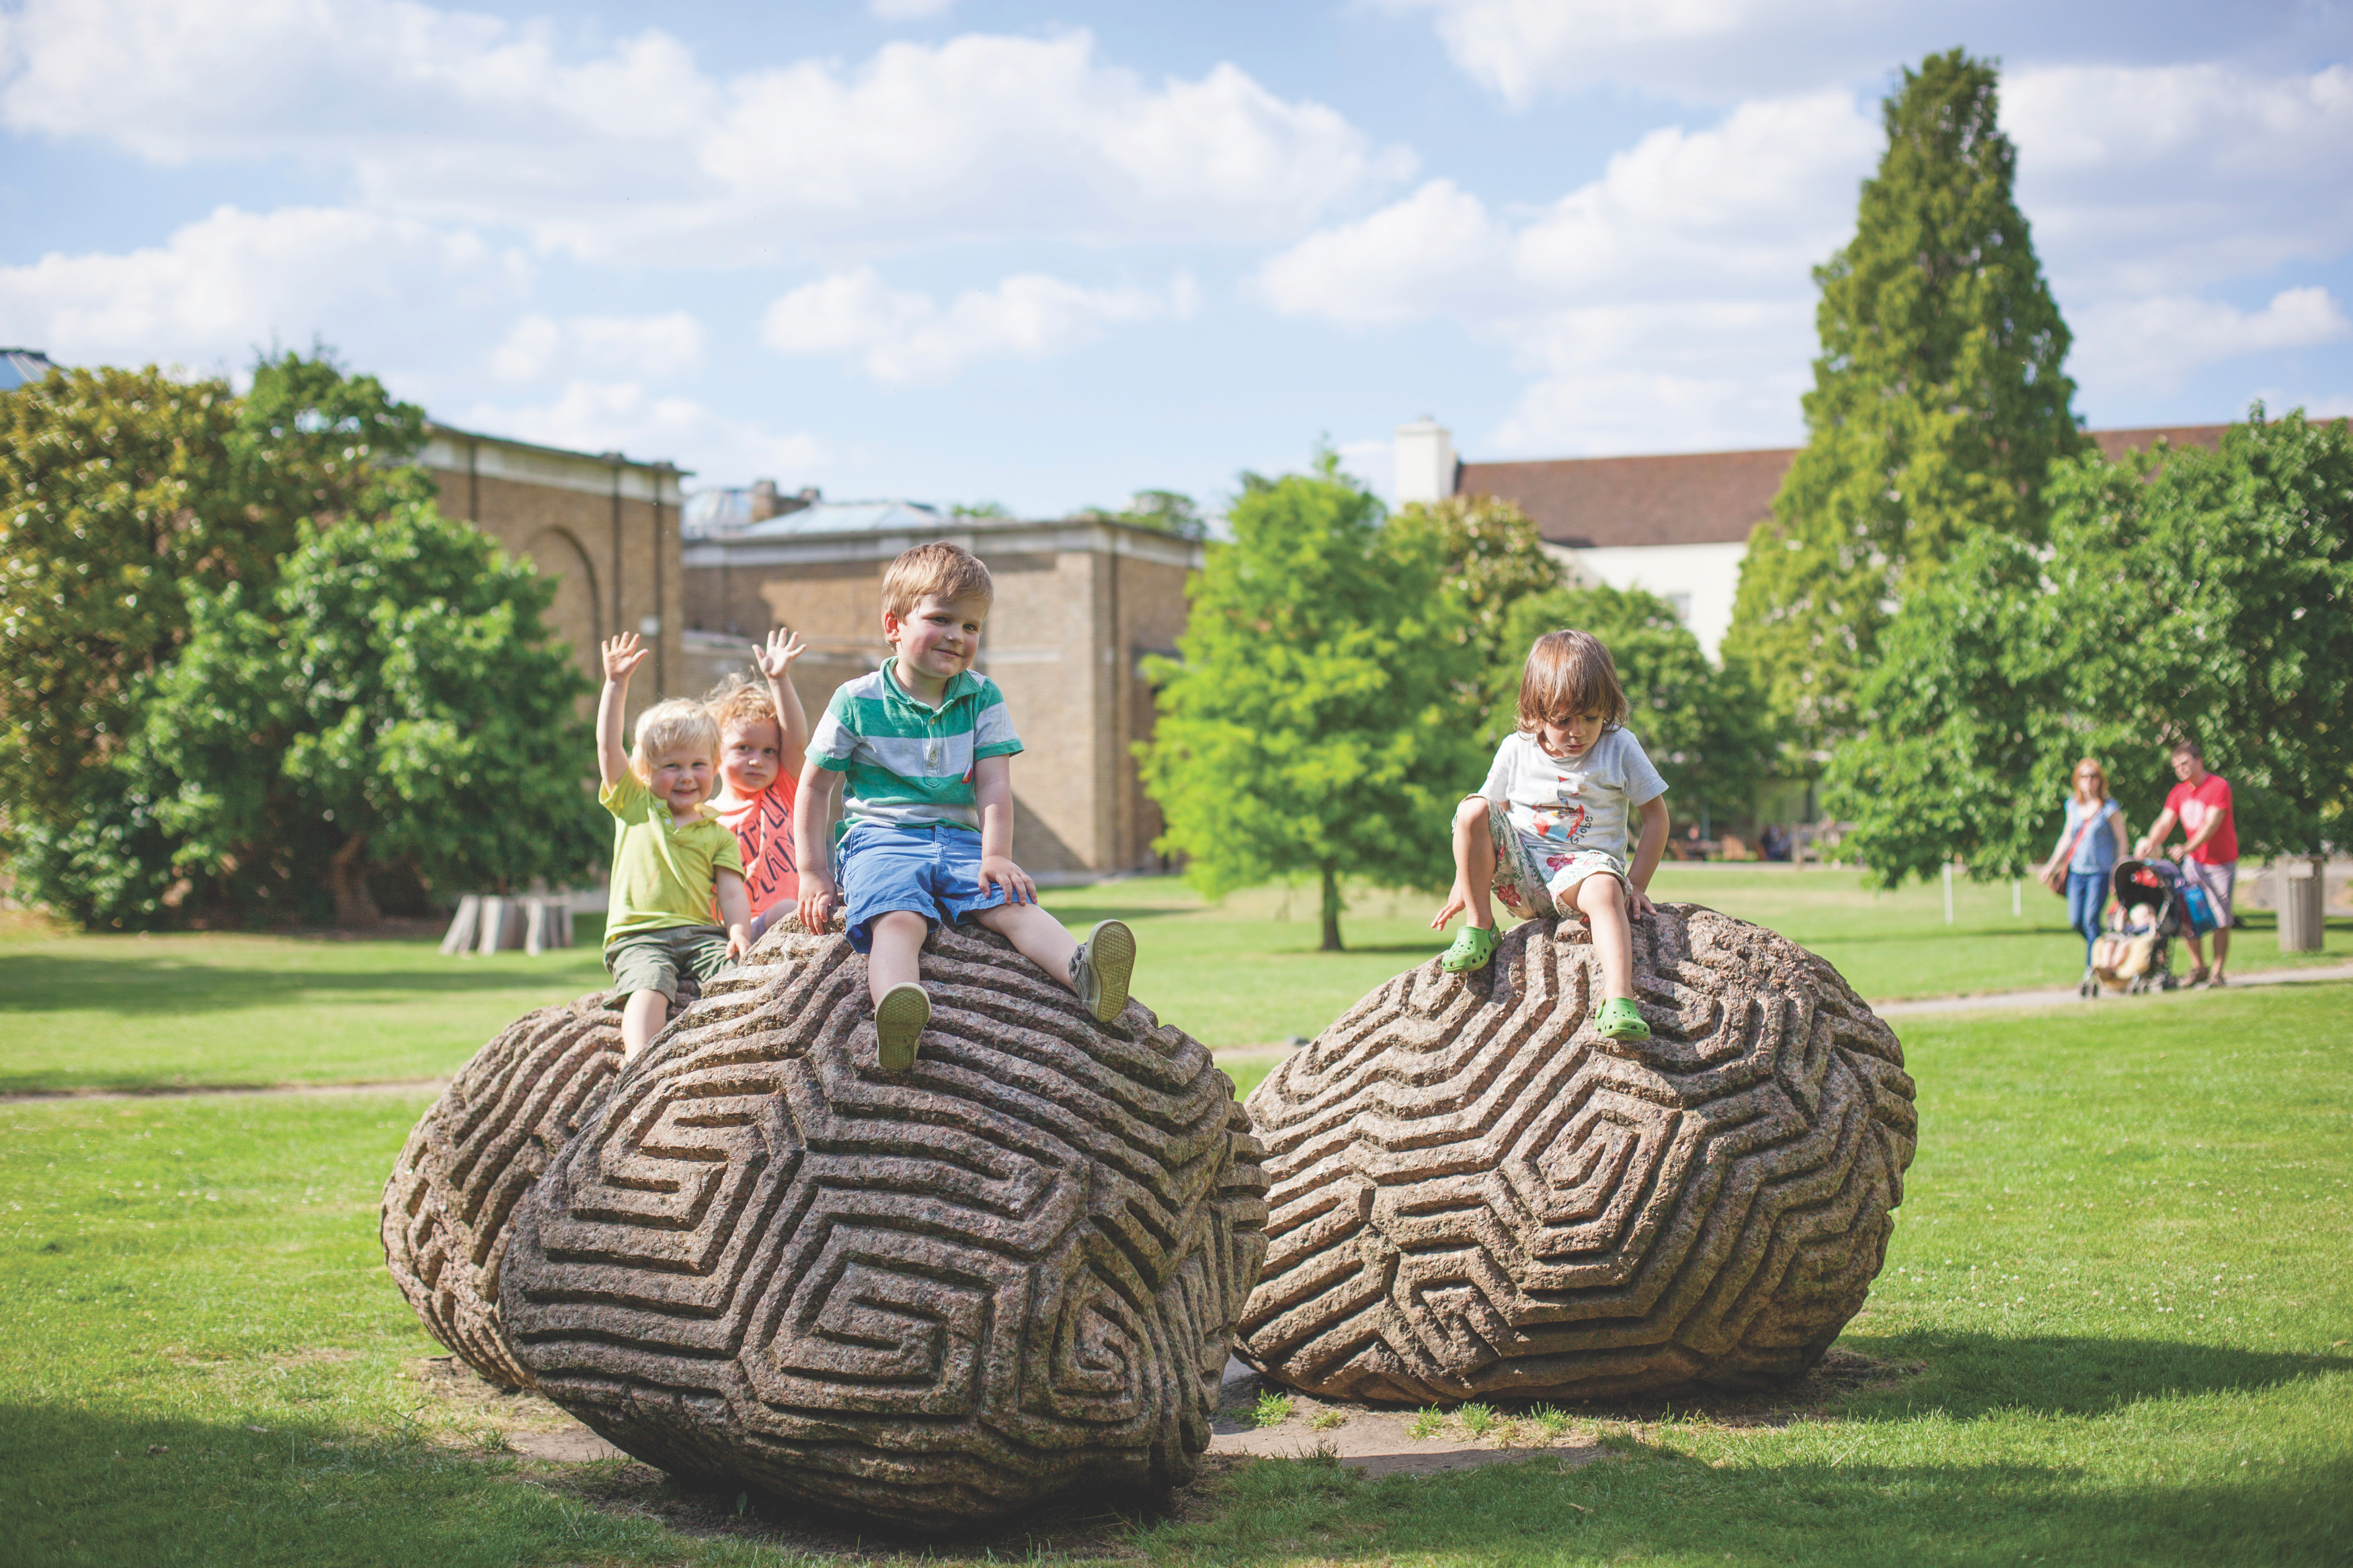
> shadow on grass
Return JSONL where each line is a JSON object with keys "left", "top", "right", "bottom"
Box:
{"left": 1825, "top": 1331, "right": 2353, "bottom": 1421}
{"left": 1141, "top": 1443, "right": 2352, "bottom": 1568}
{"left": 0, "top": 954, "right": 599, "bottom": 1016}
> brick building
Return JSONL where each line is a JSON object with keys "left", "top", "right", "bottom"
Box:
{"left": 417, "top": 423, "right": 688, "bottom": 721}
{"left": 681, "top": 501, "right": 1199, "bottom": 879}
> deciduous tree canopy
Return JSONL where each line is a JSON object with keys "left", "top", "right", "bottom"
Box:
{"left": 1139, "top": 460, "right": 1479, "bottom": 950}
{"left": 1825, "top": 408, "right": 2353, "bottom": 883}
{"left": 13, "top": 502, "right": 602, "bottom": 927}
{"left": 0, "top": 352, "right": 428, "bottom": 830}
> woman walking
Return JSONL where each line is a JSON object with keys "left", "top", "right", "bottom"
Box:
{"left": 2042, "top": 757, "right": 2130, "bottom": 993}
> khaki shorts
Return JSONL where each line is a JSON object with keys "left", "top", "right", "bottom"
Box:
{"left": 604, "top": 923, "right": 733, "bottom": 1001}
{"left": 2179, "top": 858, "right": 2236, "bottom": 928}
{"left": 1474, "top": 796, "right": 1628, "bottom": 921}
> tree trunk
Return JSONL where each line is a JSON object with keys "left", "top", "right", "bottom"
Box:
{"left": 1319, "top": 863, "right": 1343, "bottom": 952}
{"left": 328, "top": 833, "right": 382, "bottom": 930}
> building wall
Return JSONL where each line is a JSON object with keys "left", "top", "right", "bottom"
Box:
{"left": 1548, "top": 540, "right": 1749, "bottom": 661}
{"left": 682, "top": 522, "right": 1199, "bottom": 878}
{"left": 420, "top": 429, "right": 686, "bottom": 726}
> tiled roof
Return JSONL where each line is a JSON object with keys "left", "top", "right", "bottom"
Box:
{"left": 1461, "top": 423, "right": 2238, "bottom": 549}
{"left": 1458, "top": 448, "right": 1795, "bottom": 548}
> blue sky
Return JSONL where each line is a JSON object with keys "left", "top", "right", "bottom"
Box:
{"left": 4, "top": 0, "right": 2348, "bottom": 515}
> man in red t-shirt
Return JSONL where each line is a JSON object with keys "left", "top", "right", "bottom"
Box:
{"left": 2137, "top": 738, "right": 2237, "bottom": 985}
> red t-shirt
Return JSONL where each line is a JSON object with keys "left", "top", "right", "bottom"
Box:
{"left": 2164, "top": 774, "right": 2236, "bottom": 864}
{"left": 713, "top": 777, "right": 799, "bottom": 919}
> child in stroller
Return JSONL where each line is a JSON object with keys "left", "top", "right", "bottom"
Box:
{"left": 2091, "top": 858, "right": 2197, "bottom": 995}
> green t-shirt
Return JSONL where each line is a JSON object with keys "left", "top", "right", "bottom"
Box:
{"left": 600, "top": 771, "right": 746, "bottom": 945}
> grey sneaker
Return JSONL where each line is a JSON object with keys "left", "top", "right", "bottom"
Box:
{"left": 874, "top": 982, "right": 929, "bottom": 1072}
{"left": 1070, "top": 919, "right": 1136, "bottom": 1025}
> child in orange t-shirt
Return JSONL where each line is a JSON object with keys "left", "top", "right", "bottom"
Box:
{"left": 706, "top": 627, "right": 813, "bottom": 940}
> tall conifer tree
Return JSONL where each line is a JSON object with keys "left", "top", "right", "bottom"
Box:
{"left": 1724, "top": 49, "right": 2085, "bottom": 750}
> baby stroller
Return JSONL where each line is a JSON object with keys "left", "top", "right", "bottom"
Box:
{"left": 2090, "top": 859, "right": 2186, "bottom": 995}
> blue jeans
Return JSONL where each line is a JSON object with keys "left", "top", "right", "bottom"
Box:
{"left": 2066, "top": 870, "right": 2107, "bottom": 965}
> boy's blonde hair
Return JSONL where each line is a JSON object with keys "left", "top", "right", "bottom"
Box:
{"left": 703, "top": 673, "right": 779, "bottom": 739}
{"left": 881, "top": 541, "right": 994, "bottom": 622}
{"left": 630, "top": 698, "right": 719, "bottom": 781}
{"left": 1517, "top": 630, "right": 1630, "bottom": 734}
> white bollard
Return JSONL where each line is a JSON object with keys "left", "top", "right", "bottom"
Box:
{"left": 440, "top": 894, "right": 481, "bottom": 956}
{"left": 2013, "top": 878, "right": 2022, "bottom": 918}
{"left": 1943, "top": 863, "right": 1955, "bottom": 926}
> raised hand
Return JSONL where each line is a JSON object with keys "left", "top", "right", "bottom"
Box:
{"left": 754, "top": 625, "right": 808, "bottom": 680}
{"left": 602, "top": 632, "right": 650, "bottom": 683}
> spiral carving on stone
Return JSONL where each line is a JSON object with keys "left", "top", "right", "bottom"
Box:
{"left": 381, "top": 991, "right": 626, "bottom": 1389}
{"left": 498, "top": 921, "right": 1269, "bottom": 1526}
{"left": 1237, "top": 905, "right": 1915, "bottom": 1404}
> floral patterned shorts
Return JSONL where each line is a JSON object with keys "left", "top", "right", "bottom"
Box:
{"left": 1474, "top": 795, "right": 1629, "bottom": 921}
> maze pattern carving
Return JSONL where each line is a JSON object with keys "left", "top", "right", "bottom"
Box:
{"left": 381, "top": 992, "right": 625, "bottom": 1389}
{"left": 500, "top": 921, "right": 1269, "bottom": 1526}
{"left": 1238, "top": 905, "right": 1916, "bottom": 1403}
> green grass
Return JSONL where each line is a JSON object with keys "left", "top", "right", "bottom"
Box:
{"left": 5, "top": 977, "right": 2346, "bottom": 1563}
{"left": 1040, "top": 868, "right": 2352, "bottom": 1047}
{"left": 0, "top": 923, "right": 612, "bottom": 1094}
{"left": 8, "top": 872, "right": 2342, "bottom": 1096}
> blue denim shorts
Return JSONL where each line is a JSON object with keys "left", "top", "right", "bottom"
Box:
{"left": 837, "top": 821, "right": 1008, "bottom": 952}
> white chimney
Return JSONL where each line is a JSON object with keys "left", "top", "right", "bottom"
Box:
{"left": 1394, "top": 417, "right": 1455, "bottom": 505}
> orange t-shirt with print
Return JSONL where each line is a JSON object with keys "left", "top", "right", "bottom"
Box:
{"left": 713, "top": 777, "right": 799, "bottom": 921}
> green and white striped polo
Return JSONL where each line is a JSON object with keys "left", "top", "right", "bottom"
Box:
{"left": 809, "top": 659, "right": 1024, "bottom": 835}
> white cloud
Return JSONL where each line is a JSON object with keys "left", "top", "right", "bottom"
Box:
{"left": 1256, "top": 179, "right": 1508, "bottom": 326}
{"left": 1257, "top": 91, "right": 1876, "bottom": 451}
{"left": 462, "top": 379, "right": 826, "bottom": 482}
{"left": 2009, "top": 63, "right": 2353, "bottom": 295}
{"left": 2070, "top": 287, "right": 2352, "bottom": 393}
{"left": 762, "top": 267, "right": 1197, "bottom": 383}
{"left": 0, "top": 204, "right": 528, "bottom": 380}
{"left": 490, "top": 311, "right": 705, "bottom": 382}
{"left": 870, "top": 0, "right": 957, "bottom": 17}
{"left": 0, "top": 2, "right": 1408, "bottom": 262}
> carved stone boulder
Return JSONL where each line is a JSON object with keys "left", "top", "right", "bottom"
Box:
{"left": 499, "top": 920, "right": 1269, "bottom": 1527}
{"left": 381, "top": 991, "right": 626, "bottom": 1389}
{"left": 1237, "top": 905, "right": 1915, "bottom": 1404}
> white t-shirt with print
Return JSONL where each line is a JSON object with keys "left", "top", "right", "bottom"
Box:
{"left": 1480, "top": 727, "right": 1669, "bottom": 866}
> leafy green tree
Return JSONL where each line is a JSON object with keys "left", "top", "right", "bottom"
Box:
{"left": 1071, "top": 489, "right": 1209, "bottom": 540}
{"left": 1492, "top": 585, "right": 1771, "bottom": 827}
{"left": 13, "top": 502, "right": 602, "bottom": 928}
{"left": 1724, "top": 49, "right": 2087, "bottom": 750}
{"left": 1139, "top": 462, "right": 1478, "bottom": 950}
{"left": 0, "top": 352, "right": 427, "bottom": 831}
{"left": 1387, "top": 494, "right": 1564, "bottom": 681}
{"left": 1825, "top": 408, "right": 2353, "bottom": 883}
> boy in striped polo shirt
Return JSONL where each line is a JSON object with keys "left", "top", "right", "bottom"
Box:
{"left": 793, "top": 542, "right": 1135, "bottom": 1071}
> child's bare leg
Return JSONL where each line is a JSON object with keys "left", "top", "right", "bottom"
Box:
{"left": 976, "top": 901, "right": 1079, "bottom": 985}
{"left": 621, "top": 989, "right": 668, "bottom": 1059}
{"left": 1573, "top": 874, "right": 1636, "bottom": 1000}
{"left": 1433, "top": 797, "right": 1497, "bottom": 931}
{"left": 865, "top": 911, "right": 930, "bottom": 1004}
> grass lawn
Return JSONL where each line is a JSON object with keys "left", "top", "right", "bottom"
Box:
{"left": 4, "top": 977, "right": 2347, "bottom": 1565}
{"left": 0, "top": 922, "right": 613, "bottom": 1095}
{"left": 1037, "top": 868, "right": 2350, "bottom": 1049}
{"left": 5, "top": 870, "right": 2347, "bottom": 1094}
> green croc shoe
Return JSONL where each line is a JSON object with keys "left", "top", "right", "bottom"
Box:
{"left": 875, "top": 982, "right": 930, "bottom": 1072}
{"left": 1441, "top": 925, "right": 1500, "bottom": 973}
{"left": 1070, "top": 919, "right": 1137, "bottom": 1025}
{"left": 1595, "top": 996, "right": 1650, "bottom": 1042}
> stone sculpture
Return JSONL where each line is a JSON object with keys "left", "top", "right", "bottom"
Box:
{"left": 381, "top": 991, "right": 627, "bottom": 1389}
{"left": 497, "top": 920, "right": 1268, "bottom": 1527}
{"left": 1237, "top": 905, "right": 1915, "bottom": 1403}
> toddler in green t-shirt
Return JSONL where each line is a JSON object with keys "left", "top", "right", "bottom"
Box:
{"left": 596, "top": 631, "right": 751, "bottom": 1058}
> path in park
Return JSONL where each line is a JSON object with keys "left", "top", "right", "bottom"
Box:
{"left": 7, "top": 959, "right": 2348, "bottom": 1105}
